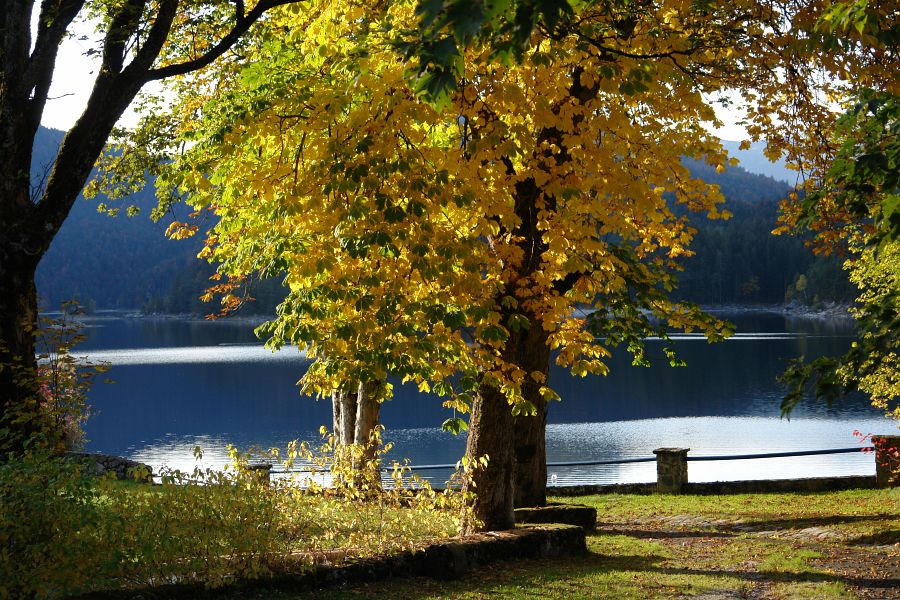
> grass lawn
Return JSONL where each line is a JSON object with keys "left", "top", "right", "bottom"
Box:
{"left": 230, "top": 489, "right": 900, "bottom": 600}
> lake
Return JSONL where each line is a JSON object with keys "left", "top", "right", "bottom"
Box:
{"left": 75, "top": 310, "right": 895, "bottom": 485}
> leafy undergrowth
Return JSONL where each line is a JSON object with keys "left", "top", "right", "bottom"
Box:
{"left": 232, "top": 489, "right": 900, "bottom": 600}
{"left": 0, "top": 437, "right": 469, "bottom": 599}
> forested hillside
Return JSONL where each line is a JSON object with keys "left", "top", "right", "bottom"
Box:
{"left": 34, "top": 128, "right": 204, "bottom": 312}
{"left": 33, "top": 127, "right": 851, "bottom": 314}
{"left": 676, "top": 160, "right": 855, "bottom": 305}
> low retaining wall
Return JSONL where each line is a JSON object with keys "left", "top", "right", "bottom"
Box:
{"left": 64, "top": 452, "right": 153, "bottom": 482}
{"left": 298, "top": 524, "right": 587, "bottom": 585}
{"left": 548, "top": 475, "right": 878, "bottom": 496}
{"left": 76, "top": 524, "right": 586, "bottom": 599}
{"left": 515, "top": 502, "right": 598, "bottom": 530}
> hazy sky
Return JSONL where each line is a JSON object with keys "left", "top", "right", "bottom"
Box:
{"left": 38, "top": 19, "right": 156, "bottom": 131}
{"left": 39, "top": 20, "right": 750, "bottom": 141}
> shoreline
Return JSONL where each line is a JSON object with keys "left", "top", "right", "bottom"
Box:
{"left": 701, "top": 301, "right": 854, "bottom": 321}
{"left": 58, "top": 302, "right": 856, "bottom": 324}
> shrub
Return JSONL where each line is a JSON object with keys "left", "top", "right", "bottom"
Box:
{"left": 0, "top": 452, "right": 106, "bottom": 598}
{"left": 35, "top": 303, "right": 110, "bottom": 452}
{"left": 0, "top": 432, "right": 474, "bottom": 598}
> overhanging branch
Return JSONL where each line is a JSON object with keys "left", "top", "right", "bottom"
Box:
{"left": 139, "top": 0, "right": 299, "bottom": 82}
{"left": 25, "top": 0, "right": 86, "bottom": 133}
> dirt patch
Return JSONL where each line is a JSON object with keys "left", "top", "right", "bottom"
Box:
{"left": 816, "top": 546, "right": 900, "bottom": 600}
{"left": 597, "top": 513, "right": 899, "bottom": 598}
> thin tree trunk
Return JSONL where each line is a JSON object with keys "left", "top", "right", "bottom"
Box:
{"left": 331, "top": 379, "right": 382, "bottom": 488}
{"left": 332, "top": 389, "right": 343, "bottom": 444}
{"left": 338, "top": 386, "right": 358, "bottom": 447}
{"left": 354, "top": 379, "right": 381, "bottom": 447}
{"left": 331, "top": 380, "right": 382, "bottom": 448}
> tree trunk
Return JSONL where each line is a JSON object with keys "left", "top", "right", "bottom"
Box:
{"left": 513, "top": 323, "right": 551, "bottom": 508}
{"left": 330, "top": 379, "right": 382, "bottom": 488}
{"left": 331, "top": 380, "right": 382, "bottom": 447}
{"left": 0, "top": 252, "right": 44, "bottom": 455}
{"left": 336, "top": 387, "right": 358, "bottom": 447}
{"left": 464, "top": 309, "right": 552, "bottom": 530}
{"left": 354, "top": 379, "right": 381, "bottom": 447}
{"left": 463, "top": 379, "right": 516, "bottom": 533}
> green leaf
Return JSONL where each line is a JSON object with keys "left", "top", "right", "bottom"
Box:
{"left": 441, "top": 416, "right": 468, "bottom": 435}
{"left": 511, "top": 400, "right": 536, "bottom": 417}
{"left": 507, "top": 313, "right": 531, "bottom": 332}
{"left": 480, "top": 324, "right": 509, "bottom": 343}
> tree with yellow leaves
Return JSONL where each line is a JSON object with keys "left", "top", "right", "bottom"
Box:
{"left": 109, "top": 0, "right": 893, "bottom": 530}
{"left": 132, "top": 0, "right": 748, "bottom": 531}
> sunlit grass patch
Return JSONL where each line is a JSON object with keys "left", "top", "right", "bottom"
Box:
{"left": 242, "top": 489, "right": 897, "bottom": 600}
{"left": 769, "top": 581, "right": 857, "bottom": 599}
{"left": 566, "top": 489, "right": 900, "bottom": 523}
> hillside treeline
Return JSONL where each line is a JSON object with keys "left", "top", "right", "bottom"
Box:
{"left": 34, "top": 128, "right": 852, "bottom": 315}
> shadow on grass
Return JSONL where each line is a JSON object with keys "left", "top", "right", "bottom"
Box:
{"left": 848, "top": 529, "right": 900, "bottom": 546}
{"left": 233, "top": 552, "right": 670, "bottom": 599}
{"left": 229, "top": 541, "right": 899, "bottom": 600}
{"left": 726, "top": 514, "right": 899, "bottom": 532}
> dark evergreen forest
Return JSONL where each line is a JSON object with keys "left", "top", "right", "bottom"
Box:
{"left": 676, "top": 160, "right": 854, "bottom": 305}
{"left": 33, "top": 128, "right": 853, "bottom": 315}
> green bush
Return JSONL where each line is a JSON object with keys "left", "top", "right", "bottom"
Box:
{"left": 0, "top": 453, "right": 106, "bottom": 598}
{"left": 0, "top": 436, "right": 470, "bottom": 598}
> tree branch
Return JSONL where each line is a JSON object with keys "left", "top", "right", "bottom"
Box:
{"left": 123, "top": 0, "right": 179, "bottom": 74}
{"left": 31, "top": 0, "right": 304, "bottom": 251}
{"left": 140, "top": 0, "right": 297, "bottom": 82}
{"left": 103, "top": 0, "right": 149, "bottom": 75}
{"left": 24, "top": 0, "right": 86, "bottom": 142}
{"left": 27, "top": 0, "right": 86, "bottom": 91}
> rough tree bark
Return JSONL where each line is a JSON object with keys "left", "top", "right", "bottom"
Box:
{"left": 0, "top": 0, "right": 299, "bottom": 455}
{"left": 464, "top": 311, "right": 551, "bottom": 532}
{"left": 513, "top": 324, "right": 551, "bottom": 508}
{"left": 464, "top": 368, "right": 517, "bottom": 532}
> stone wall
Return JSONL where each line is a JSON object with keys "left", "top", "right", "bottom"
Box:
{"left": 548, "top": 475, "right": 877, "bottom": 497}
{"left": 64, "top": 452, "right": 153, "bottom": 482}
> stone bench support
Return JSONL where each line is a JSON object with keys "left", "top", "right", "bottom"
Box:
{"left": 653, "top": 447, "right": 689, "bottom": 494}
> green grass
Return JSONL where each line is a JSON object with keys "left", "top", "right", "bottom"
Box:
{"left": 225, "top": 489, "right": 899, "bottom": 600}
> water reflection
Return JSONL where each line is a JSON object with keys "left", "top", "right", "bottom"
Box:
{"left": 125, "top": 416, "right": 889, "bottom": 485}
{"left": 77, "top": 345, "right": 303, "bottom": 365}
{"left": 77, "top": 312, "right": 896, "bottom": 486}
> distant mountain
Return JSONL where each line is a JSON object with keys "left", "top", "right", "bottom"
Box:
{"left": 33, "top": 127, "right": 203, "bottom": 312}
{"left": 682, "top": 158, "right": 791, "bottom": 203}
{"left": 720, "top": 140, "right": 798, "bottom": 185}
{"left": 676, "top": 160, "right": 853, "bottom": 305}
{"left": 33, "top": 126, "right": 849, "bottom": 314}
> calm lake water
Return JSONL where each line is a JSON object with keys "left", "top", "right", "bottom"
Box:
{"left": 75, "top": 311, "right": 895, "bottom": 484}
